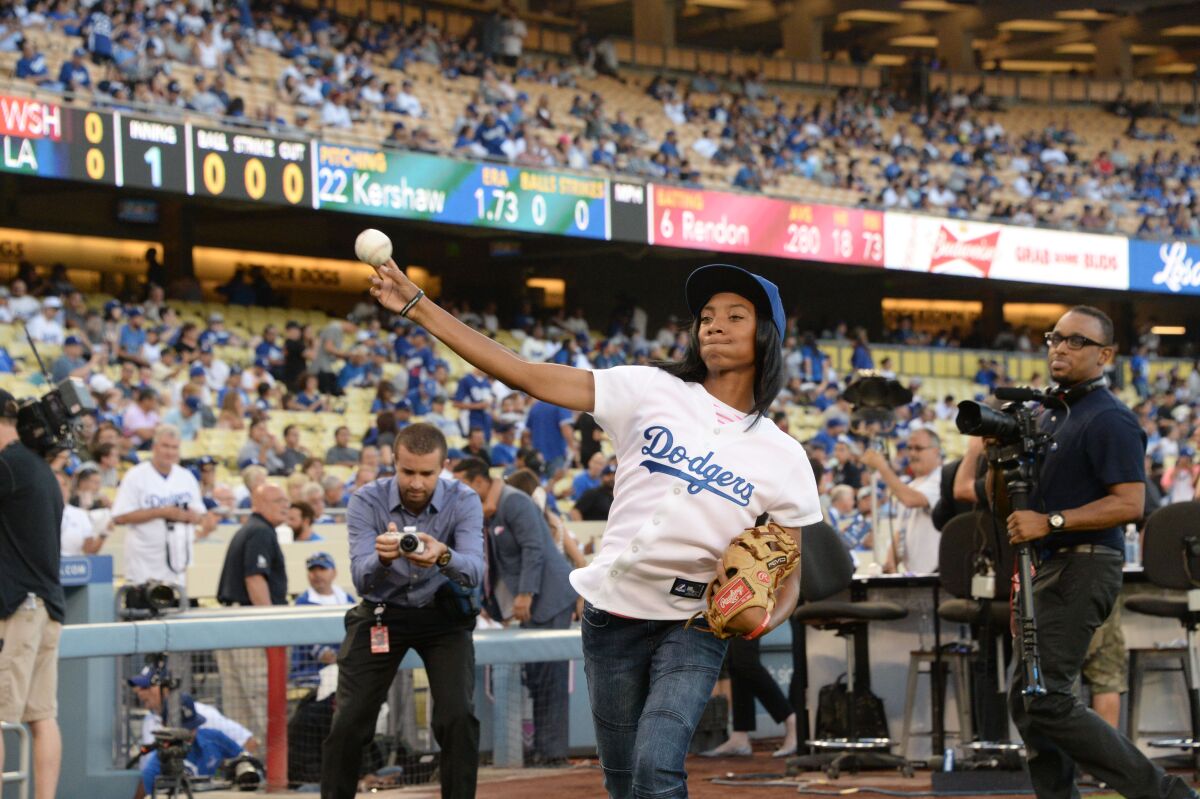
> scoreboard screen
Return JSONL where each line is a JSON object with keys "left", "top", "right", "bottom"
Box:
{"left": 314, "top": 145, "right": 607, "bottom": 239}
{"left": 2, "top": 93, "right": 901, "bottom": 273}
{"left": 0, "top": 96, "right": 116, "bottom": 185}
{"left": 118, "top": 114, "right": 187, "bottom": 193}
{"left": 189, "top": 124, "right": 310, "bottom": 207}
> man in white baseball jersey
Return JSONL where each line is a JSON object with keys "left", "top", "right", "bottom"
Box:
{"left": 368, "top": 259, "right": 821, "bottom": 799}
{"left": 112, "top": 424, "right": 206, "bottom": 588}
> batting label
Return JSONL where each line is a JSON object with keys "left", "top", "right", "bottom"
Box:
{"left": 713, "top": 577, "right": 754, "bottom": 615}
{"left": 766, "top": 555, "right": 788, "bottom": 571}
{"left": 670, "top": 577, "right": 707, "bottom": 599}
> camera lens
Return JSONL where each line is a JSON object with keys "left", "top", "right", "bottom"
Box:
{"left": 399, "top": 532, "right": 423, "bottom": 553}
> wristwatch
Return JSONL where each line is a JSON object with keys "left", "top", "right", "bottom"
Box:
{"left": 1048, "top": 512, "right": 1066, "bottom": 531}
{"left": 436, "top": 549, "right": 453, "bottom": 568}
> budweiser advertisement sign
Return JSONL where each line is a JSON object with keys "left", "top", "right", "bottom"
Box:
{"left": 1129, "top": 240, "right": 1200, "bottom": 296}
{"left": 883, "top": 213, "right": 1129, "bottom": 290}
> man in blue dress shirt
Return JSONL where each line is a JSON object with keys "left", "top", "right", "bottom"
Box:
{"left": 320, "top": 423, "right": 484, "bottom": 799}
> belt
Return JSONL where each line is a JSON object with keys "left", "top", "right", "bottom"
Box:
{"left": 1048, "top": 543, "right": 1123, "bottom": 558}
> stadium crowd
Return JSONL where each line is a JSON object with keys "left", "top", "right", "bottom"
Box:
{"left": 3, "top": 0, "right": 1200, "bottom": 239}
{"left": 2, "top": 254, "right": 1200, "bottom": 567}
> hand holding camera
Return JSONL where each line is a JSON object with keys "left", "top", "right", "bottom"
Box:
{"left": 375, "top": 523, "right": 447, "bottom": 567}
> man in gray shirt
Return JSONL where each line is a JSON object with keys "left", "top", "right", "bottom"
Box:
{"left": 321, "top": 423, "right": 484, "bottom": 799}
{"left": 454, "top": 456, "right": 577, "bottom": 766}
{"left": 313, "top": 319, "right": 356, "bottom": 395}
{"left": 324, "top": 425, "right": 359, "bottom": 466}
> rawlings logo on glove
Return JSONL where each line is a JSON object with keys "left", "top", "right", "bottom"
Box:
{"left": 692, "top": 522, "right": 801, "bottom": 640}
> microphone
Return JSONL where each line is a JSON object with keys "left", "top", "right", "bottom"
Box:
{"left": 993, "top": 386, "right": 1047, "bottom": 403}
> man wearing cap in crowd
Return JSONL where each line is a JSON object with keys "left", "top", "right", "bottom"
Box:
{"left": 127, "top": 664, "right": 256, "bottom": 753}
{"left": 426, "top": 396, "right": 459, "bottom": 439}
{"left": 58, "top": 47, "right": 91, "bottom": 91}
{"left": 242, "top": 358, "right": 275, "bottom": 394}
{"left": 163, "top": 394, "right": 203, "bottom": 442}
{"left": 197, "top": 342, "right": 230, "bottom": 393}
{"left": 215, "top": 483, "right": 291, "bottom": 743}
{"left": 138, "top": 695, "right": 246, "bottom": 796}
{"left": 51, "top": 335, "right": 93, "bottom": 383}
{"left": 118, "top": 307, "right": 149, "bottom": 367}
{"left": 200, "top": 312, "right": 234, "bottom": 350}
{"left": 0, "top": 387, "right": 66, "bottom": 799}
{"left": 25, "top": 296, "right": 66, "bottom": 345}
{"left": 491, "top": 422, "right": 519, "bottom": 468}
{"left": 290, "top": 552, "right": 356, "bottom": 685}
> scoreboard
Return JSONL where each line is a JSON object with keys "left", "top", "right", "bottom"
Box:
{"left": 2, "top": 92, "right": 891, "bottom": 270}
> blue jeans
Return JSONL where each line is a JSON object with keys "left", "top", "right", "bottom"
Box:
{"left": 581, "top": 603, "right": 728, "bottom": 799}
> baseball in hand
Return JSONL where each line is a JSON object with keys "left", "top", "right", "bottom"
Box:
{"left": 355, "top": 229, "right": 393, "bottom": 266}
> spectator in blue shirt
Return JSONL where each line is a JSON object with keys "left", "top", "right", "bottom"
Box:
{"left": 16, "top": 40, "right": 55, "bottom": 86}
{"left": 733, "top": 162, "right": 763, "bottom": 191}
{"left": 811, "top": 418, "right": 846, "bottom": 455}
{"left": 571, "top": 451, "right": 605, "bottom": 500}
{"left": 658, "top": 130, "right": 680, "bottom": 160}
{"left": 337, "top": 347, "right": 371, "bottom": 391}
{"left": 490, "top": 423, "right": 518, "bottom": 468}
{"left": 474, "top": 111, "right": 510, "bottom": 158}
{"left": 254, "top": 325, "right": 283, "bottom": 370}
{"left": 973, "top": 358, "right": 999, "bottom": 389}
{"left": 453, "top": 369, "right": 494, "bottom": 441}
{"left": 118, "top": 308, "right": 148, "bottom": 366}
{"left": 526, "top": 400, "right": 574, "bottom": 478}
{"left": 850, "top": 330, "right": 874, "bottom": 370}
{"left": 57, "top": 47, "right": 91, "bottom": 90}
{"left": 591, "top": 136, "right": 615, "bottom": 168}
{"left": 290, "top": 552, "right": 355, "bottom": 685}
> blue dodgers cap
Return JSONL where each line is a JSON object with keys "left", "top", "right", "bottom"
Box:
{"left": 684, "top": 263, "right": 786, "bottom": 339}
{"left": 306, "top": 551, "right": 336, "bottom": 570}
{"left": 180, "top": 696, "right": 206, "bottom": 730}
{"left": 127, "top": 664, "right": 168, "bottom": 688}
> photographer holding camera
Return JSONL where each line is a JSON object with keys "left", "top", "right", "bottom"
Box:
{"left": 966, "top": 307, "right": 1197, "bottom": 799}
{"left": 321, "top": 423, "right": 484, "bottom": 799}
{"left": 0, "top": 388, "right": 65, "bottom": 799}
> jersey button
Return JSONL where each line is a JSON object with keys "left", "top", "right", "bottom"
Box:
{"left": 673, "top": 486, "right": 682, "bottom": 495}
{"left": 653, "top": 516, "right": 661, "bottom": 525}
{"left": 712, "top": 428, "right": 721, "bottom": 435}
{"left": 631, "top": 545, "right": 639, "bottom": 553}
{"left": 609, "top": 569, "right": 619, "bottom": 577}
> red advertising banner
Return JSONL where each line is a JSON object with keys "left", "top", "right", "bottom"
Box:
{"left": 648, "top": 184, "right": 884, "bottom": 266}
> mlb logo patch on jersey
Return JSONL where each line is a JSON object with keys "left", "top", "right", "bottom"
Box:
{"left": 256, "top": 554, "right": 268, "bottom": 569}
{"left": 670, "top": 577, "right": 707, "bottom": 599}
{"left": 713, "top": 577, "right": 753, "bottom": 615}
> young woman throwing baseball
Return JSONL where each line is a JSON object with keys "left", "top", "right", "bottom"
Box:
{"left": 369, "top": 259, "right": 822, "bottom": 798}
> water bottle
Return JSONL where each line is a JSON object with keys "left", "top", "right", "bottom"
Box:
{"left": 1124, "top": 524, "right": 1140, "bottom": 566}
{"left": 943, "top": 747, "right": 955, "bottom": 772}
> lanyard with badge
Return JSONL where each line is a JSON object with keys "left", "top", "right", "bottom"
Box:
{"left": 370, "top": 603, "right": 389, "bottom": 653}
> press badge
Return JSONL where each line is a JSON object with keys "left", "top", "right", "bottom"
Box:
{"left": 370, "top": 605, "right": 389, "bottom": 654}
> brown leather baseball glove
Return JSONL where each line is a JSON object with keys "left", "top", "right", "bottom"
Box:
{"left": 699, "top": 522, "right": 801, "bottom": 640}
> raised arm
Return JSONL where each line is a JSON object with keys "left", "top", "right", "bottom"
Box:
{"left": 371, "top": 260, "right": 595, "bottom": 412}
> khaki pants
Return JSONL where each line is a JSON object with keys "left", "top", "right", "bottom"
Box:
{"left": 0, "top": 598, "right": 62, "bottom": 724}
{"left": 215, "top": 648, "right": 268, "bottom": 742}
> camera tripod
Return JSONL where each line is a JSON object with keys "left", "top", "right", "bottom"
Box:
{"left": 153, "top": 773, "right": 196, "bottom": 799}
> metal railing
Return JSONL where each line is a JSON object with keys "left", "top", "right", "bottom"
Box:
{"left": 0, "top": 721, "right": 30, "bottom": 799}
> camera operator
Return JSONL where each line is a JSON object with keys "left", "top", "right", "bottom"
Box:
{"left": 127, "top": 664, "right": 256, "bottom": 753}
{"left": 321, "top": 423, "right": 483, "bottom": 799}
{"left": 0, "top": 389, "right": 65, "bottom": 799}
{"left": 995, "top": 306, "right": 1196, "bottom": 799}
{"left": 135, "top": 697, "right": 244, "bottom": 799}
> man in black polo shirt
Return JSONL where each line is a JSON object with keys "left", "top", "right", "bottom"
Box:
{"left": 215, "top": 483, "right": 290, "bottom": 744}
{"left": 0, "top": 389, "right": 66, "bottom": 798}
{"left": 1005, "top": 306, "right": 1197, "bottom": 799}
